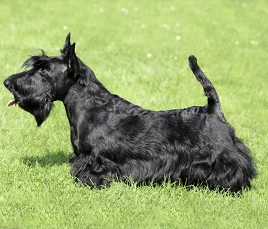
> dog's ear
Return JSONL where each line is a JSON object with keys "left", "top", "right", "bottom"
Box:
{"left": 61, "top": 32, "right": 71, "bottom": 55}
{"left": 69, "top": 43, "right": 79, "bottom": 72}
{"left": 61, "top": 33, "right": 79, "bottom": 78}
{"left": 64, "top": 42, "right": 79, "bottom": 78}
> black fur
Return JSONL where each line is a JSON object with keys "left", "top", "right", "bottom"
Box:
{"left": 4, "top": 33, "right": 256, "bottom": 192}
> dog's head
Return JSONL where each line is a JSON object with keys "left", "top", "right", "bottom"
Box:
{"left": 3, "top": 33, "right": 79, "bottom": 126}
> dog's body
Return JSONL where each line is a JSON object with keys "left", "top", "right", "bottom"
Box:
{"left": 4, "top": 33, "right": 256, "bottom": 191}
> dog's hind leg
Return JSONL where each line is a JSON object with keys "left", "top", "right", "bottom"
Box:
{"left": 188, "top": 55, "right": 225, "bottom": 121}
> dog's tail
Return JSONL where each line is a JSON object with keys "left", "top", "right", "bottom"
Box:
{"left": 188, "top": 55, "right": 224, "bottom": 121}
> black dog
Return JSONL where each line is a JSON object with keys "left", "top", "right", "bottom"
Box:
{"left": 4, "top": 33, "right": 256, "bottom": 192}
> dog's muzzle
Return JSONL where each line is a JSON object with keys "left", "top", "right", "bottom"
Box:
{"left": 4, "top": 79, "right": 17, "bottom": 106}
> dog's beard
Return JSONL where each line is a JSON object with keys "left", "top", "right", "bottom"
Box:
{"left": 7, "top": 92, "right": 54, "bottom": 126}
{"left": 19, "top": 97, "right": 54, "bottom": 126}
{"left": 30, "top": 101, "right": 54, "bottom": 126}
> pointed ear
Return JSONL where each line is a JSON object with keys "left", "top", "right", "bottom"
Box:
{"left": 69, "top": 43, "right": 79, "bottom": 70}
{"left": 61, "top": 33, "right": 71, "bottom": 54}
{"left": 65, "top": 43, "right": 79, "bottom": 78}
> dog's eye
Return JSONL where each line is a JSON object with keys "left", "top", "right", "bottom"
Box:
{"left": 39, "top": 68, "right": 48, "bottom": 76}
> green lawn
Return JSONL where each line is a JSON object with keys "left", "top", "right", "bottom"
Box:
{"left": 0, "top": 0, "right": 267, "bottom": 228}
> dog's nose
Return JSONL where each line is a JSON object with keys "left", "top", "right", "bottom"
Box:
{"left": 4, "top": 79, "right": 11, "bottom": 89}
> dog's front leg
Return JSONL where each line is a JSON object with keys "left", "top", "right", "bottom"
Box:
{"left": 69, "top": 150, "right": 119, "bottom": 188}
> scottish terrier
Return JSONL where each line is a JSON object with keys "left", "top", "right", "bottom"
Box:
{"left": 4, "top": 33, "right": 256, "bottom": 192}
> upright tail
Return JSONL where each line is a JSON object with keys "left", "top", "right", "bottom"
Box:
{"left": 188, "top": 55, "right": 224, "bottom": 121}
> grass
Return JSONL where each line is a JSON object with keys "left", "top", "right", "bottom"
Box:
{"left": 0, "top": 0, "right": 268, "bottom": 228}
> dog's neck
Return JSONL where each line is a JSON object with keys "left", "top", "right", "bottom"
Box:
{"left": 62, "top": 61, "right": 110, "bottom": 127}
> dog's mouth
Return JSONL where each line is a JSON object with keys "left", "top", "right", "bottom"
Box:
{"left": 7, "top": 98, "right": 17, "bottom": 107}
{"left": 4, "top": 80, "right": 18, "bottom": 107}
{"left": 6, "top": 90, "right": 18, "bottom": 107}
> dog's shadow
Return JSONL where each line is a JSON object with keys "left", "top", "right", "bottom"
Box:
{"left": 22, "top": 151, "right": 69, "bottom": 167}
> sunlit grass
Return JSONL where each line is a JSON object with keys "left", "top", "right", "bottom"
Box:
{"left": 0, "top": 0, "right": 268, "bottom": 228}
